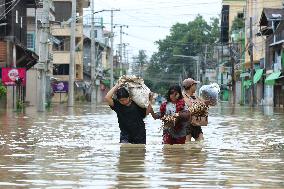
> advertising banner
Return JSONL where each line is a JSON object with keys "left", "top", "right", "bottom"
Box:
{"left": 52, "top": 81, "right": 68, "bottom": 93}
{"left": 1, "top": 68, "right": 26, "bottom": 86}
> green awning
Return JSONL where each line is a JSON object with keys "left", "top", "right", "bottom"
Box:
{"left": 265, "top": 71, "right": 281, "bottom": 85}
{"left": 101, "top": 79, "right": 110, "bottom": 87}
{"left": 243, "top": 80, "right": 252, "bottom": 89}
{"left": 253, "top": 69, "right": 263, "bottom": 84}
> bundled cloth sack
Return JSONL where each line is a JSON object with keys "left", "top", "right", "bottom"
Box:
{"left": 118, "top": 75, "right": 151, "bottom": 108}
{"left": 199, "top": 83, "right": 220, "bottom": 106}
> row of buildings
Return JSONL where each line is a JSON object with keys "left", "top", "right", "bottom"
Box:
{"left": 217, "top": 0, "right": 284, "bottom": 107}
{"left": 0, "top": 0, "right": 127, "bottom": 109}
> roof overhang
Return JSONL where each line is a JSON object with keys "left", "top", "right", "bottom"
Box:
{"left": 16, "top": 44, "right": 39, "bottom": 70}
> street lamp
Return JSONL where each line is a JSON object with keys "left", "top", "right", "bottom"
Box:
{"left": 173, "top": 54, "right": 200, "bottom": 82}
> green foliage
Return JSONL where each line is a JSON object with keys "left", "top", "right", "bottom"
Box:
{"left": 144, "top": 15, "right": 220, "bottom": 95}
{"left": 132, "top": 50, "right": 148, "bottom": 77}
{"left": 0, "top": 82, "right": 7, "bottom": 98}
{"left": 16, "top": 100, "right": 24, "bottom": 110}
{"left": 231, "top": 17, "right": 244, "bottom": 32}
{"left": 46, "top": 101, "right": 52, "bottom": 108}
{"left": 114, "top": 68, "right": 127, "bottom": 79}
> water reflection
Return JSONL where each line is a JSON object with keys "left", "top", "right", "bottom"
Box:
{"left": 263, "top": 105, "right": 274, "bottom": 116}
{"left": 158, "top": 144, "right": 208, "bottom": 188}
{"left": 114, "top": 144, "right": 148, "bottom": 188}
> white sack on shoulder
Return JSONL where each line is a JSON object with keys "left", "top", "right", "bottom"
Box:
{"left": 118, "top": 75, "right": 151, "bottom": 108}
{"left": 130, "top": 84, "right": 151, "bottom": 108}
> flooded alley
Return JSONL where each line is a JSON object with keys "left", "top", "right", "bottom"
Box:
{"left": 0, "top": 104, "right": 284, "bottom": 188}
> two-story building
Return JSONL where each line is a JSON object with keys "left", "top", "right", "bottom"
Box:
{"left": 83, "top": 17, "right": 111, "bottom": 102}
{"left": 50, "top": 0, "right": 89, "bottom": 102}
{"left": 259, "top": 8, "right": 284, "bottom": 107}
{"left": 245, "top": 0, "right": 283, "bottom": 105}
{"left": 25, "top": 0, "right": 55, "bottom": 107}
{"left": 0, "top": 0, "right": 39, "bottom": 108}
{"left": 219, "top": 0, "right": 246, "bottom": 102}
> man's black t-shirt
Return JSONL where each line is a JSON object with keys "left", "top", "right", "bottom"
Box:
{"left": 111, "top": 99, "right": 147, "bottom": 143}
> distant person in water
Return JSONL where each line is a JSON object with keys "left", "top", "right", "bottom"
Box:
{"left": 105, "top": 83, "right": 153, "bottom": 144}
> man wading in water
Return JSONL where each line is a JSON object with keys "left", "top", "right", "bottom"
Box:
{"left": 105, "top": 83, "right": 153, "bottom": 144}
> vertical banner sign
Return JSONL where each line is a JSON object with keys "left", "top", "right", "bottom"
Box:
{"left": 1, "top": 68, "right": 26, "bottom": 86}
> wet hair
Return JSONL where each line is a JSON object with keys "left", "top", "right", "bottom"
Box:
{"left": 166, "top": 85, "right": 183, "bottom": 102}
{"left": 116, "top": 87, "right": 130, "bottom": 99}
{"left": 183, "top": 85, "right": 191, "bottom": 90}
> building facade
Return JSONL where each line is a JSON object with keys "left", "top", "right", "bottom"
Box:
{"left": 25, "top": 0, "right": 55, "bottom": 106}
{"left": 0, "top": 0, "right": 39, "bottom": 108}
{"left": 259, "top": 8, "right": 284, "bottom": 107}
{"left": 245, "top": 0, "right": 283, "bottom": 106}
{"left": 219, "top": 0, "right": 246, "bottom": 102}
{"left": 51, "top": 0, "right": 89, "bottom": 102}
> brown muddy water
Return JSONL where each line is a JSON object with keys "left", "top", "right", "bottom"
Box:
{"left": 0, "top": 103, "right": 284, "bottom": 188}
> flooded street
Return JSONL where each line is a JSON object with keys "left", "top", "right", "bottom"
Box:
{"left": 0, "top": 103, "right": 284, "bottom": 188}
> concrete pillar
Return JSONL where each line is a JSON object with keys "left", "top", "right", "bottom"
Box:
{"left": 263, "top": 84, "right": 274, "bottom": 106}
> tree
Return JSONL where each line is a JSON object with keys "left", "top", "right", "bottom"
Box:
{"left": 0, "top": 82, "right": 6, "bottom": 98}
{"left": 131, "top": 50, "right": 148, "bottom": 77}
{"left": 231, "top": 17, "right": 245, "bottom": 32}
{"left": 144, "top": 15, "right": 220, "bottom": 95}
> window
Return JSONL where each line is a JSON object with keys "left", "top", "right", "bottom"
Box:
{"left": 53, "top": 64, "right": 69, "bottom": 75}
{"left": 52, "top": 36, "right": 70, "bottom": 51}
{"left": 237, "top": 13, "right": 244, "bottom": 19}
{"left": 27, "top": 33, "right": 34, "bottom": 50}
{"left": 94, "top": 30, "right": 97, "bottom": 38}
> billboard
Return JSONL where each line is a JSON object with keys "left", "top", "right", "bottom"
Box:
{"left": 52, "top": 81, "right": 68, "bottom": 93}
{"left": 1, "top": 68, "right": 26, "bottom": 86}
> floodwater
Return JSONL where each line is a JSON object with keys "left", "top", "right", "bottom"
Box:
{"left": 0, "top": 103, "right": 284, "bottom": 188}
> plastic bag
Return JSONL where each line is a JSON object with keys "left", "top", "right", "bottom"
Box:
{"left": 118, "top": 75, "right": 151, "bottom": 108}
{"left": 198, "top": 83, "right": 220, "bottom": 106}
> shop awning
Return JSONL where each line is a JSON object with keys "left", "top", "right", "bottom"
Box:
{"left": 253, "top": 69, "right": 264, "bottom": 84}
{"left": 16, "top": 44, "right": 39, "bottom": 70}
{"left": 101, "top": 79, "right": 110, "bottom": 87}
{"left": 265, "top": 71, "right": 281, "bottom": 85}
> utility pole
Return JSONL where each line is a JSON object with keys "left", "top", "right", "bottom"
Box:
{"left": 216, "top": 48, "right": 219, "bottom": 83}
{"left": 119, "top": 26, "right": 123, "bottom": 76}
{"left": 203, "top": 44, "right": 208, "bottom": 84}
{"left": 197, "top": 56, "right": 200, "bottom": 82}
{"left": 231, "top": 43, "right": 236, "bottom": 104}
{"left": 38, "top": 0, "right": 49, "bottom": 112}
{"left": 240, "top": 31, "right": 245, "bottom": 104}
{"left": 118, "top": 25, "right": 128, "bottom": 76}
{"left": 125, "top": 47, "right": 129, "bottom": 75}
{"left": 90, "top": 0, "right": 96, "bottom": 104}
{"left": 68, "top": 0, "right": 76, "bottom": 107}
{"left": 249, "top": 17, "right": 255, "bottom": 107}
{"left": 109, "top": 9, "right": 120, "bottom": 88}
{"left": 110, "top": 10, "right": 114, "bottom": 88}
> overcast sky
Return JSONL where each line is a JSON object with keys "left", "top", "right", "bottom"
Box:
{"left": 84, "top": 0, "right": 222, "bottom": 59}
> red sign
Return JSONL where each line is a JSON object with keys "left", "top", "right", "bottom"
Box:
{"left": 1, "top": 68, "right": 26, "bottom": 86}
